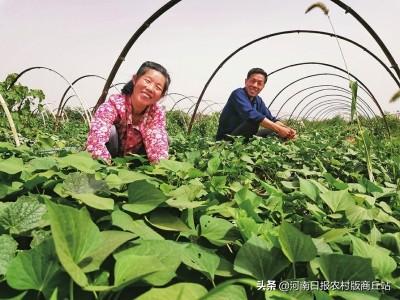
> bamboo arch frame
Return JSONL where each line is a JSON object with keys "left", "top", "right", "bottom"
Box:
{"left": 269, "top": 72, "right": 375, "bottom": 114}
{"left": 266, "top": 72, "right": 390, "bottom": 134}
{"left": 56, "top": 74, "right": 121, "bottom": 121}
{"left": 311, "top": 104, "right": 361, "bottom": 121}
{"left": 188, "top": 30, "right": 397, "bottom": 133}
{"left": 82, "top": 0, "right": 399, "bottom": 137}
{"left": 268, "top": 61, "right": 379, "bottom": 114}
{"left": 6, "top": 66, "right": 91, "bottom": 125}
{"left": 287, "top": 90, "right": 376, "bottom": 120}
{"left": 95, "top": 0, "right": 182, "bottom": 111}
{"left": 315, "top": 107, "right": 352, "bottom": 121}
{"left": 300, "top": 98, "right": 371, "bottom": 120}
{"left": 330, "top": 0, "right": 400, "bottom": 79}
{"left": 274, "top": 85, "right": 376, "bottom": 118}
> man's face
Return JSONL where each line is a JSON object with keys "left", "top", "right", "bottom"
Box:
{"left": 244, "top": 73, "right": 266, "bottom": 98}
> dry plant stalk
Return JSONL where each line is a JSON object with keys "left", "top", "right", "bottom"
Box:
{"left": 305, "top": 2, "right": 329, "bottom": 15}
{"left": 390, "top": 90, "right": 400, "bottom": 103}
{"left": 0, "top": 93, "right": 20, "bottom": 147}
{"left": 305, "top": 2, "right": 350, "bottom": 80}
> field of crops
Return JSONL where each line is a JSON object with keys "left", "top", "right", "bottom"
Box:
{"left": 1, "top": 77, "right": 400, "bottom": 300}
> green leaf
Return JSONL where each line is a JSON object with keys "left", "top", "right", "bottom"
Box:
{"left": 0, "top": 157, "right": 24, "bottom": 174}
{"left": 202, "top": 284, "right": 247, "bottom": 300}
{"left": 81, "top": 231, "right": 136, "bottom": 273}
{"left": 240, "top": 154, "right": 254, "bottom": 165}
{"left": 182, "top": 244, "right": 220, "bottom": 282}
{"left": 121, "top": 168, "right": 152, "bottom": 180}
{"left": 349, "top": 80, "right": 358, "bottom": 122}
{"left": 200, "top": 215, "right": 238, "bottom": 246}
{"left": 324, "top": 173, "right": 348, "bottom": 190}
{"left": 56, "top": 152, "right": 101, "bottom": 174}
{"left": 211, "top": 176, "right": 227, "bottom": 190}
{"left": 105, "top": 169, "right": 151, "bottom": 189}
{"left": 367, "top": 224, "right": 381, "bottom": 246}
{"left": 359, "top": 177, "right": 383, "bottom": 194}
{"left": 60, "top": 173, "right": 113, "bottom": 210}
{"left": 136, "top": 282, "right": 207, "bottom": 300}
{"left": 46, "top": 200, "right": 102, "bottom": 287}
{"left": 345, "top": 205, "right": 373, "bottom": 226}
{"left": 62, "top": 172, "right": 108, "bottom": 194}
{"left": 104, "top": 173, "right": 123, "bottom": 189}
{"left": 158, "top": 159, "right": 193, "bottom": 174}
{"left": 329, "top": 291, "right": 381, "bottom": 300}
{"left": 123, "top": 180, "right": 167, "bottom": 214}
{"left": 0, "top": 196, "right": 47, "bottom": 234}
{"left": 373, "top": 208, "right": 400, "bottom": 228}
{"left": 30, "top": 229, "right": 52, "bottom": 248}
{"left": 234, "top": 188, "right": 262, "bottom": 222}
{"left": 113, "top": 254, "right": 165, "bottom": 290}
{"left": 207, "top": 156, "right": 221, "bottom": 175}
{"left": 320, "top": 190, "right": 355, "bottom": 213}
{"left": 215, "top": 256, "right": 235, "bottom": 277}
{"left": 236, "top": 216, "right": 259, "bottom": 241}
{"left": 234, "top": 235, "right": 289, "bottom": 279}
{"left": 147, "top": 209, "right": 191, "bottom": 232}
{"left": 0, "top": 292, "right": 27, "bottom": 300}
{"left": 168, "top": 181, "right": 206, "bottom": 202}
{"left": 316, "top": 253, "right": 375, "bottom": 281}
{"left": 314, "top": 291, "right": 333, "bottom": 300}
{"left": 114, "top": 240, "right": 184, "bottom": 286}
{"left": 279, "top": 222, "right": 317, "bottom": 262}
{"left": 381, "top": 233, "right": 400, "bottom": 255}
{"left": 199, "top": 278, "right": 256, "bottom": 300}
{"left": 259, "top": 180, "right": 283, "bottom": 196}
{"left": 312, "top": 238, "right": 333, "bottom": 255}
{"left": 166, "top": 198, "right": 207, "bottom": 210}
{"left": 0, "top": 182, "right": 23, "bottom": 198}
{"left": 308, "top": 179, "right": 329, "bottom": 193}
{"left": 166, "top": 181, "right": 207, "bottom": 209}
{"left": 299, "top": 177, "right": 319, "bottom": 201}
{"left": 49, "top": 288, "right": 58, "bottom": 300}
{"left": 6, "top": 239, "right": 66, "bottom": 299}
{"left": 111, "top": 209, "right": 163, "bottom": 240}
{"left": 72, "top": 193, "right": 114, "bottom": 211}
{"left": 350, "top": 235, "right": 396, "bottom": 278}
{"left": 319, "top": 228, "right": 350, "bottom": 243}
{"left": 0, "top": 234, "right": 17, "bottom": 276}
{"left": 187, "top": 167, "right": 205, "bottom": 178}
{"left": 28, "top": 157, "right": 57, "bottom": 171}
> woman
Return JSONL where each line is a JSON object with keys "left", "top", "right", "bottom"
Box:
{"left": 86, "top": 61, "right": 171, "bottom": 164}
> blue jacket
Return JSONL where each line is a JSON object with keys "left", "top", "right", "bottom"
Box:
{"left": 216, "top": 88, "right": 277, "bottom": 140}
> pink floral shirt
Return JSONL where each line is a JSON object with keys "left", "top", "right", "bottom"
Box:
{"left": 86, "top": 94, "right": 169, "bottom": 163}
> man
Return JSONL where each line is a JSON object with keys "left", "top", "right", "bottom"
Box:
{"left": 216, "top": 67, "right": 296, "bottom": 141}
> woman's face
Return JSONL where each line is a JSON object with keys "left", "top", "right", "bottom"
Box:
{"left": 131, "top": 69, "right": 166, "bottom": 109}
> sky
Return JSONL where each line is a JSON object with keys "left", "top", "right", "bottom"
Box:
{"left": 1, "top": 0, "right": 399, "bottom": 120}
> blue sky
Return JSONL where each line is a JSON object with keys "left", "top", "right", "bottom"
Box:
{"left": 1, "top": 0, "right": 399, "bottom": 118}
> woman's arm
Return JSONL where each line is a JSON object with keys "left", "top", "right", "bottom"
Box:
{"left": 86, "top": 95, "right": 120, "bottom": 162}
{"left": 141, "top": 105, "right": 169, "bottom": 163}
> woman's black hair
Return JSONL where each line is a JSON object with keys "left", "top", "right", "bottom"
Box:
{"left": 121, "top": 61, "right": 171, "bottom": 96}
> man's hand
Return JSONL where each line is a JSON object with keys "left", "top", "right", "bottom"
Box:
{"left": 286, "top": 127, "right": 297, "bottom": 140}
{"left": 260, "top": 118, "right": 297, "bottom": 140}
{"left": 277, "top": 126, "right": 296, "bottom": 139}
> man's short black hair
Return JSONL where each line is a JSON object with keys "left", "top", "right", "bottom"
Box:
{"left": 247, "top": 68, "right": 268, "bottom": 83}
